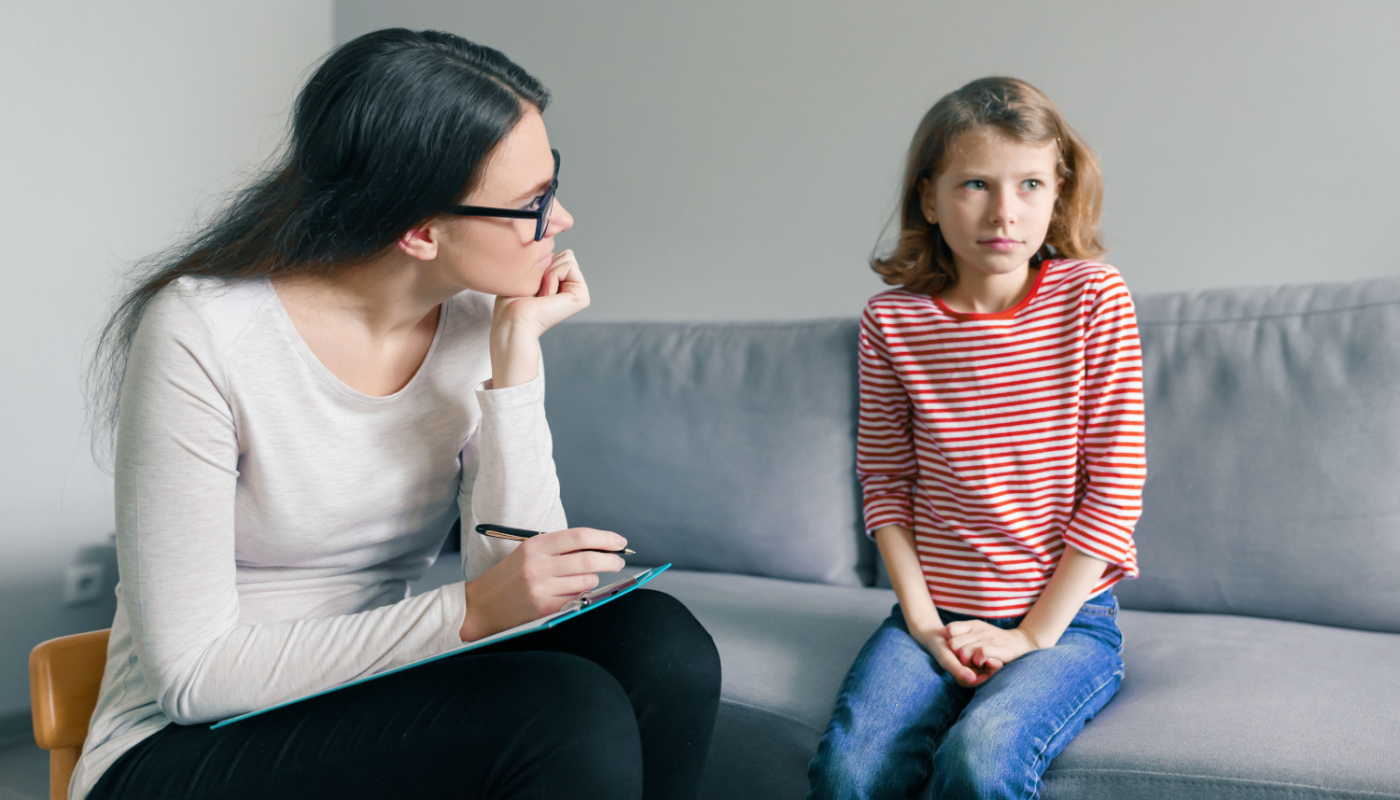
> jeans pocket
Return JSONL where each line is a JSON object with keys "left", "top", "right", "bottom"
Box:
{"left": 1073, "top": 602, "right": 1124, "bottom": 654}
{"left": 1077, "top": 603, "right": 1116, "bottom": 618}
{"left": 1073, "top": 595, "right": 1124, "bottom": 652}
{"left": 1078, "top": 587, "right": 1119, "bottom": 615}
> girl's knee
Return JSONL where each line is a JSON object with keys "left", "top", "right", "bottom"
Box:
{"left": 808, "top": 719, "right": 928, "bottom": 800}
{"left": 807, "top": 741, "right": 890, "bottom": 800}
{"left": 931, "top": 718, "right": 1037, "bottom": 800}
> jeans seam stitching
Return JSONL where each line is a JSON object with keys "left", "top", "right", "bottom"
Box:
{"left": 1027, "top": 672, "right": 1121, "bottom": 796}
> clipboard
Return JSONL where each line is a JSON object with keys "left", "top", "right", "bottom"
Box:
{"left": 211, "top": 563, "right": 672, "bottom": 729}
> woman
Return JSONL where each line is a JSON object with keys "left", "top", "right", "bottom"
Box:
{"left": 77, "top": 28, "right": 720, "bottom": 800}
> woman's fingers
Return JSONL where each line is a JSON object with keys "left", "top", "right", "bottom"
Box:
{"left": 551, "top": 549, "right": 626, "bottom": 577}
{"left": 548, "top": 572, "right": 601, "bottom": 597}
{"left": 462, "top": 523, "right": 630, "bottom": 640}
{"left": 463, "top": 526, "right": 627, "bottom": 639}
{"left": 550, "top": 250, "right": 590, "bottom": 306}
{"left": 537, "top": 253, "right": 575, "bottom": 297}
{"left": 535, "top": 253, "right": 571, "bottom": 296}
{"left": 551, "top": 248, "right": 582, "bottom": 284}
{"left": 509, "top": 249, "right": 590, "bottom": 331}
{"left": 535, "top": 527, "right": 628, "bottom": 556}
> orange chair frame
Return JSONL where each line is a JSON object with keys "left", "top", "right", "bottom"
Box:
{"left": 30, "top": 629, "right": 110, "bottom": 800}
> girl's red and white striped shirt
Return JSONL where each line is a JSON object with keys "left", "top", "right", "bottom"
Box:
{"left": 859, "top": 259, "right": 1145, "bottom": 618}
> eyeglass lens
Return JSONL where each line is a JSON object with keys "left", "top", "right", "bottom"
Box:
{"left": 536, "top": 150, "right": 560, "bottom": 242}
{"left": 537, "top": 186, "right": 554, "bottom": 242}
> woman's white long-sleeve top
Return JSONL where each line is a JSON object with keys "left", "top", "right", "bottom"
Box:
{"left": 72, "top": 276, "right": 567, "bottom": 799}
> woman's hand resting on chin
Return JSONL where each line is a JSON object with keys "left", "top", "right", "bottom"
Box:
{"left": 489, "top": 249, "right": 589, "bottom": 388}
{"left": 459, "top": 527, "right": 627, "bottom": 642}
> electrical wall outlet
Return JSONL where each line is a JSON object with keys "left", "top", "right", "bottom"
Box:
{"left": 63, "top": 562, "right": 106, "bottom": 606}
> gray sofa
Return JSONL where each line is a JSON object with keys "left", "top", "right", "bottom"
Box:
{"left": 532, "top": 276, "right": 1400, "bottom": 800}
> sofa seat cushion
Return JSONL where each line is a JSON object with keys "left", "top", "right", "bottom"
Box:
{"left": 649, "top": 569, "right": 1400, "bottom": 800}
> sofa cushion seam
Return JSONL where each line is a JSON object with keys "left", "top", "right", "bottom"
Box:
{"left": 719, "top": 696, "right": 825, "bottom": 735}
{"left": 1046, "top": 766, "right": 1400, "bottom": 797}
{"left": 1138, "top": 297, "right": 1400, "bottom": 327}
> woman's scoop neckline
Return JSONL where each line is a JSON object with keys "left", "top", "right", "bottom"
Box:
{"left": 264, "top": 278, "right": 451, "bottom": 404}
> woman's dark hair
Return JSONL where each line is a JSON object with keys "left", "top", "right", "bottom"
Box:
{"left": 872, "top": 76, "right": 1104, "bottom": 297}
{"left": 88, "top": 28, "right": 549, "bottom": 462}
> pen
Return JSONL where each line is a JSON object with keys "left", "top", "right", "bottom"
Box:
{"left": 474, "top": 523, "right": 636, "bottom": 556}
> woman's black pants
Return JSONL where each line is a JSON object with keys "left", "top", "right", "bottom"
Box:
{"left": 87, "top": 589, "right": 722, "bottom": 800}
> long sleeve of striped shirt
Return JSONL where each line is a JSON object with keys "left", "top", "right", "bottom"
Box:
{"left": 856, "top": 260, "right": 1145, "bottom": 617}
{"left": 1062, "top": 272, "right": 1146, "bottom": 569}
{"left": 857, "top": 316, "right": 918, "bottom": 531}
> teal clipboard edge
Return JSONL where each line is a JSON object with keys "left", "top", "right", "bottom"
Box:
{"left": 210, "top": 562, "right": 672, "bottom": 730}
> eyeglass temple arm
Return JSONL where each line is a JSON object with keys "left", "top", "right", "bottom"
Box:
{"left": 444, "top": 206, "right": 539, "bottom": 218}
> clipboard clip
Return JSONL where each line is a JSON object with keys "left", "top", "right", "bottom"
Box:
{"left": 560, "top": 568, "right": 656, "bottom": 613}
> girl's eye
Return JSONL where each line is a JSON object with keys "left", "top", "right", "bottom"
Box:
{"left": 524, "top": 194, "right": 546, "bottom": 211}
{"left": 1022, "top": 179, "right": 1042, "bottom": 190}
{"left": 963, "top": 180, "right": 986, "bottom": 191}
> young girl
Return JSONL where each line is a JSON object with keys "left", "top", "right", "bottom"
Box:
{"left": 807, "top": 77, "right": 1145, "bottom": 799}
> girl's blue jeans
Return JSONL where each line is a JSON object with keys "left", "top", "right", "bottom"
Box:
{"left": 806, "top": 591, "right": 1125, "bottom": 800}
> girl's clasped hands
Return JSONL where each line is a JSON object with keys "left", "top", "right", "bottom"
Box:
{"left": 918, "top": 621, "right": 1042, "bottom": 688}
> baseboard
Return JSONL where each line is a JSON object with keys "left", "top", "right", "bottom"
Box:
{"left": 0, "top": 709, "right": 33, "bottom": 749}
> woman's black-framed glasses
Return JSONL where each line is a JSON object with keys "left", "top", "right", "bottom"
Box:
{"left": 445, "top": 149, "right": 560, "bottom": 242}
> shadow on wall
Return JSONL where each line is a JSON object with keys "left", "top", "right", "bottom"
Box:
{"left": 1, "top": 543, "right": 119, "bottom": 718}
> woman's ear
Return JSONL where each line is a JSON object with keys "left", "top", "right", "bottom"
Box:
{"left": 398, "top": 221, "right": 440, "bottom": 261}
{"left": 918, "top": 178, "right": 937, "bottom": 226}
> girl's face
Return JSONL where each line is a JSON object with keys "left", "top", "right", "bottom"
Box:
{"left": 921, "top": 128, "right": 1061, "bottom": 284}
{"left": 435, "top": 107, "right": 574, "bottom": 297}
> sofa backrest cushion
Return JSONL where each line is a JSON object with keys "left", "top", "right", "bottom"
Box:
{"left": 541, "top": 320, "right": 874, "bottom": 586}
{"left": 1117, "top": 277, "right": 1400, "bottom": 632}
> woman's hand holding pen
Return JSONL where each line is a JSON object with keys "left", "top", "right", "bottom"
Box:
{"left": 458, "top": 527, "right": 627, "bottom": 642}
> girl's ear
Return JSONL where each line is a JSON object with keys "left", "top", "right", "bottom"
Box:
{"left": 918, "top": 177, "right": 937, "bottom": 225}
{"left": 398, "top": 221, "right": 440, "bottom": 261}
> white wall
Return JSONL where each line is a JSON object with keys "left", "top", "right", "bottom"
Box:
{"left": 0, "top": 2, "right": 332, "bottom": 715}
{"left": 337, "top": 0, "right": 1400, "bottom": 321}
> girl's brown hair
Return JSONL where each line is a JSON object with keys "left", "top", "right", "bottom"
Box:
{"left": 872, "top": 77, "right": 1104, "bottom": 296}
